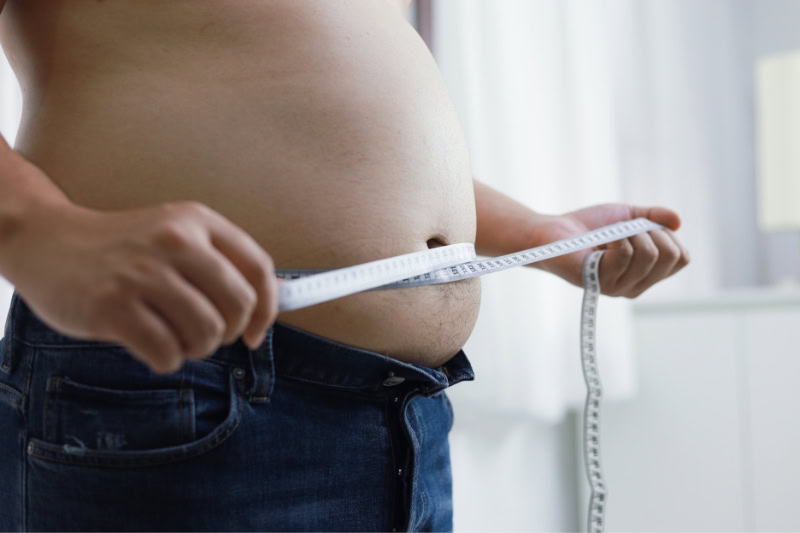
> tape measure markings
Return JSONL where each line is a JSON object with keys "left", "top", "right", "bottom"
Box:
{"left": 582, "top": 250, "right": 607, "bottom": 533}
{"left": 277, "top": 218, "right": 662, "bottom": 311}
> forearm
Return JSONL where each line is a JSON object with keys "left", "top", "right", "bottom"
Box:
{"left": 0, "top": 135, "right": 74, "bottom": 276}
{"left": 473, "top": 177, "right": 553, "bottom": 258}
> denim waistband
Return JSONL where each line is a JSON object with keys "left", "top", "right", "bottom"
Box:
{"left": 2, "top": 291, "right": 475, "bottom": 398}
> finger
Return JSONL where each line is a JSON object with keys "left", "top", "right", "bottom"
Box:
{"left": 629, "top": 206, "right": 681, "bottom": 231}
{"left": 203, "top": 212, "right": 279, "bottom": 348}
{"left": 663, "top": 228, "right": 691, "bottom": 276}
{"left": 628, "top": 230, "right": 681, "bottom": 296}
{"left": 612, "top": 232, "right": 659, "bottom": 294}
{"left": 598, "top": 238, "right": 634, "bottom": 293}
{"left": 172, "top": 242, "right": 258, "bottom": 345}
{"left": 140, "top": 265, "right": 227, "bottom": 360}
{"left": 108, "top": 299, "right": 183, "bottom": 375}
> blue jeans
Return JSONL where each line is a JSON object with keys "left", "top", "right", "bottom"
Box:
{"left": 0, "top": 291, "right": 474, "bottom": 531}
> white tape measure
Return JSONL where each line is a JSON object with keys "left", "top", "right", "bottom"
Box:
{"left": 276, "top": 217, "right": 663, "bottom": 532}
{"left": 581, "top": 249, "right": 607, "bottom": 533}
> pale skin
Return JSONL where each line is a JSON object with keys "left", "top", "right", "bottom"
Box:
{"left": 0, "top": 0, "right": 688, "bottom": 375}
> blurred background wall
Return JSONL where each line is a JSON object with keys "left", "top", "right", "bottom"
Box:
{"left": 1, "top": 1, "right": 799, "bottom": 531}
{"left": 422, "top": 0, "right": 800, "bottom": 530}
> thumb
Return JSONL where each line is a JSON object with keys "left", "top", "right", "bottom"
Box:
{"left": 629, "top": 206, "right": 681, "bottom": 231}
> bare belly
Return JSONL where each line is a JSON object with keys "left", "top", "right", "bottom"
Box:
{"left": 0, "top": 0, "right": 481, "bottom": 368}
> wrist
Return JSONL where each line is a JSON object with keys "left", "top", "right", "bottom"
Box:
{"left": 522, "top": 213, "right": 579, "bottom": 273}
{"left": 0, "top": 149, "right": 84, "bottom": 245}
{"left": 0, "top": 195, "right": 93, "bottom": 280}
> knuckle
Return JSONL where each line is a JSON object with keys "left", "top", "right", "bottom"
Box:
{"left": 619, "top": 242, "right": 634, "bottom": 257}
{"left": 211, "top": 314, "right": 227, "bottom": 340}
{"left": 174, "top": 200, "right": 211, "bottom": 217}
{"left": 180, "top": 330, "right": 206, "bottom": 359}
{"left": 238, "top": 279, "right": 259, "bottom": 303}
{"left": 224, "top": 292, "right": 257, "bottom": 329}
{"left": 153, "top": 221, "right": 193, "bottom": 250}
{"left": 630, "top": 287, "right": 647, "bottom": 298}
{"left": 241, "top": 286, "right": 258, "bottom": 311}
{"left": 665, "top": 245, "right": 681, "bottom": 264}
{"left": 208, "top": 316, "right": 228, "bottom": 347}
{"left": 233, "top": 298, "right": 258, "bottom": 329}
{"left": 246, "top": 261, "right": 270, "bottom": 286}
{"left": 197, "top": 315, "right": 225, "bottom": 349}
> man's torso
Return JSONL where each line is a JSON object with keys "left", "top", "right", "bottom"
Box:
{"left": 0, "top": 0, "right": 481, "bottom": 367}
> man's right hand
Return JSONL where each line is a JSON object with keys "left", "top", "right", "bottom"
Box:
{"left": 3, "top": 198, "right": 281, "bottom": 375}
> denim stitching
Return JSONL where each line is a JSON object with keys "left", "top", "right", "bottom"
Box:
{"left": 0, "top": 384, "right": 22, "bottom": 411}
{"left": 277, "top": 374, "right": 387, "bottom": 397}
{"left": 43, "top": 376, "right": 60, "bottom": 442}
{"left": 20, "top": 343, "right": 35, "bottom": 416}
{"left": 178, "top": 388, "right": 185, "bottom": 442}
{"left": 0, "top": 381, "right": 23, "bottom": 401}
{"left": 27, "top": 373, "right": 241, "bottom": 468}
{"left": 28, "top": 404, "right": 239, "bottom": 468}
{"left": 10, "top": 335, "right": 127, "bottom": 350}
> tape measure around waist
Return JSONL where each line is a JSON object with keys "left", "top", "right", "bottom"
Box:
{"left": 275, "top": 217, "right": 662, "bottom": 311}
{"left": 275, "top": 216, "right": 663, "bottom": 533}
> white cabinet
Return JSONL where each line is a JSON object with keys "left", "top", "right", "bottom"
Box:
{"left": 743, "top": 309, "right": 800, "bottom": 531}
{"left": 586, "top": 289, "right": 800, "bottom": 531}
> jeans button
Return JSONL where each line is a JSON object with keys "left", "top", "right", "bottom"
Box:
{"left": 382, "top": 371, "right": 405, "bottom": 386}
{"left": 232, "top": 367, "right": 246, "bottom": 380}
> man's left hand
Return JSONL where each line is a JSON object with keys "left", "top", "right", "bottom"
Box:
{"left": 530, "top": 204, "right": 690, "bottom": 298}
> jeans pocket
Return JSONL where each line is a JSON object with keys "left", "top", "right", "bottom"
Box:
{"left": 42, "top": 375, "right": 196, "bottom": 450}
{"left": 27, "top": 367, "right": 242, "bottom": 468}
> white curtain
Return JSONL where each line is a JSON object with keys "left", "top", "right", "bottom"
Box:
{"left": 432, "top": 0, "right": 767, "bottom": 530}
{"left": 434, "top": 0, "right": 638, "bottom": 423}
{"left": 433, "top": 0, "right": 768, "bottom": 420}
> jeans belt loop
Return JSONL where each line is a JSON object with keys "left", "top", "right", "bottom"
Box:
{"left": 246, "top": 327, "right": 275, "bottom": 403}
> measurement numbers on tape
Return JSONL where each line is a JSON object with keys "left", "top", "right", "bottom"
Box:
{"left": 276, "top": 217, "right": 661, "bottom": 311}
{"left": 275, "top": 217, "right": 663, "bottom": 533}
{"left": 581, "top": 250, "right": 607, "bottom": 533}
